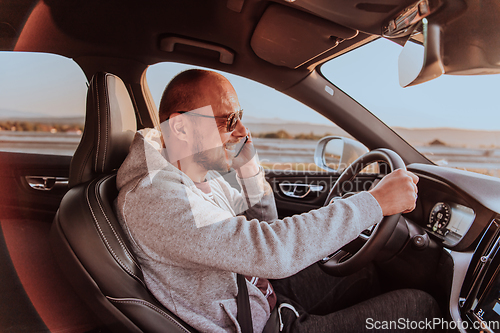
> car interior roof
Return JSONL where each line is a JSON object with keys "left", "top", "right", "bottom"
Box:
{"left": 1, "top": 0, "right": 416, "bottom": 90}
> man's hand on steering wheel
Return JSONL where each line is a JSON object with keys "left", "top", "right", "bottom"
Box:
{"left": 368, "top": 169, "right": 419, "bottom": 216}
{"left": 320, "top": 149, "right": 419, "bottom": 276}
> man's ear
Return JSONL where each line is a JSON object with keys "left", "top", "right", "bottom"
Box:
{"left": 168, "top": 113, "right": 189, "bottom": 142}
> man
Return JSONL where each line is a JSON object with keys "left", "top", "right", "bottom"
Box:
{"left": 115, "top": 69, "right": 440, "bottom": 332}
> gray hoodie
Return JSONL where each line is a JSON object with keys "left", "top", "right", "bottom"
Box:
{"left": 115, "top": 129, "right": 383, "bottom": 332}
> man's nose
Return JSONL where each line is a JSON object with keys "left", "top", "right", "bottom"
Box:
{"left": 231, "top": 118, "right": 247, "bottom": 137}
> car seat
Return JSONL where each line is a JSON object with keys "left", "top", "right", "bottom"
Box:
{"left": 51, "top": 72, "right": 197, "bottom": 333}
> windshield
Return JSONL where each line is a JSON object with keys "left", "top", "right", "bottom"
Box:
{"left": 321, "top": 38, "right": 500, "bottom": 178}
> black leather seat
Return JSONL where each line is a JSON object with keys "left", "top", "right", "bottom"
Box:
{"left": 51, "top": 72, "right": 196, "bottom": 333}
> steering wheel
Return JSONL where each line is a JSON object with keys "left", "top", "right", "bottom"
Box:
{"left": 319, "top": 148, "right": 406, "bottom": 276}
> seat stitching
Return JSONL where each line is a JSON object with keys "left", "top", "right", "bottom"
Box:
{"left": 86, "top": 182, "right": 141, "bottom": 282}
{"left": 94, "top": 175, "right": 142, "bottom": 271}
{"left": 120, "top": 178, "right": 144, "bottom": 251}
{"left": 76, "top": 82, "right": 95, "bottom": 184}
{"left": 93, "top": 176, "right": 144, "bottom": 281}
{"left": 106, "top": 296, "right": 190, "bottom": 333}
{"left": 85, "top": 178, "right": 143, "bottom": 283}
{"left": 77, "top": 142, "right": 94, "bottom": 184}
{"left": 102, "top": 73, "right": 110, "bottom": 173}
{"left": 95, "top": 77, "right": 101, "bottom": 172}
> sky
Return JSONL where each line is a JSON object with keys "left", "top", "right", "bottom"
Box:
{"left": 0, "top": 52, "right": 87, "bottom": 118}
{"left": 1, "top": 38, "right": 500, "bottom": 130}
{"left": 321, "top": 38, "right": 500, "bottom": 131}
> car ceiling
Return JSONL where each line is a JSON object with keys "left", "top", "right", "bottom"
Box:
{"left": 1, "top": 0, "right": 415, "bottom": 89}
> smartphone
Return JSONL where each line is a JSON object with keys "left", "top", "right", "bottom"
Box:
{"left": 234, "top": 136, "right": 248, "bottom": 158}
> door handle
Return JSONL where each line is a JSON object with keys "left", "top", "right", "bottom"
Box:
{"left": 25, "top": 176, "right": 68, "bottom": 191}
{"left": 279, "top": 183, "right": 324, "bottom": 199}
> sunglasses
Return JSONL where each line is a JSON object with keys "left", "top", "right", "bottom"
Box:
{"left": 176, "top": 109, "right": 243, "bottom": 132}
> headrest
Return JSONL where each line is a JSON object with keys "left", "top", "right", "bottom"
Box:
{"left": 69, "top": 73, "right": 137, "bottom": 188}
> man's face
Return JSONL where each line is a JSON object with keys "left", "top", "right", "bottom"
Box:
{"left": 191, "top": 84, "right": 247, "bottom": 173}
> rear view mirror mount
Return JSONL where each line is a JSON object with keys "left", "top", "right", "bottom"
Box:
{"left": 398, "top": 19, "right": 444, "bottom": 87}
{"left": 395, "top": 0, "right": 500, "bottom": 87}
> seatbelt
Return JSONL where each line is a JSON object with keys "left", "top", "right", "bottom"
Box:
{"left": 237, "top": 274, "right": 253, "bottom": 333}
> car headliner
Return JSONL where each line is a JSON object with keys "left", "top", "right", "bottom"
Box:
{"left": 1, "top": 0, "right": 416, "bottom": 90}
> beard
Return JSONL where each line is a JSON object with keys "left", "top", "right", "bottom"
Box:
{"left": 192, "top": 126, "right": 230, "bottom": 173}
{"left": 193, "top": 145, "right": 229, "bottom": 173}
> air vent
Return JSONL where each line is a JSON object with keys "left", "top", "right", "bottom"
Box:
{"left": 462, "top": 219, "right": 500, "bottom": 312}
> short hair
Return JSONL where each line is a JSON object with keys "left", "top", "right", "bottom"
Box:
{"left": 158, "top": 69, "right": 219, "bottom": 124}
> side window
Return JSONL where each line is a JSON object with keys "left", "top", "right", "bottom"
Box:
{"left": 146, "top": 62, "right": 352, "bottom": 171}
{"left": 0, "top": 52, "right": 87, "bottom": 155}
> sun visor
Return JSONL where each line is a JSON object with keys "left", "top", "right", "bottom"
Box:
{"left": 251, "top": 5, "right": 358, "bottom": 69}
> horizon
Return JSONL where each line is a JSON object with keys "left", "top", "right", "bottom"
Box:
{"left": 1, "top": 110, "right": 500, "bottom": 133}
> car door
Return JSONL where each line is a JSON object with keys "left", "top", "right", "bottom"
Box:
{"left": 0, "top": 51, "right": 102, "bottom": 333}
{"left": 265, "top": 169, "right": 379, "bottom": 219}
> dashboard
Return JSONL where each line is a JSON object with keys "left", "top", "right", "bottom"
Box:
{"left": 426, "top": 202, "right": 475, "bottom": 246}
{"left": 407, "top": 163, "right": 500, "bottom": 332}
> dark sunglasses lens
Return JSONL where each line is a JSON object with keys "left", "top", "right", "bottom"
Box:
{"left": 228, "top": 116, "right": 236, "bottom": 131}
{"left": 227, "top": 111, "right": 243, "bottom": 131}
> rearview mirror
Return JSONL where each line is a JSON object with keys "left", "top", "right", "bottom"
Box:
{"left": 397, "top": 0, "right": 500, "bottom": 87}
{"left": 314, "top": 136, "right": 369, "bottom": 172}
{"left": 398, "top": 19, "right": 444, "bottom": 87}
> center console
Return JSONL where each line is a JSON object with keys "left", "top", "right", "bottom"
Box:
{"left": 460, "top": 220, "right": 500, "bottom": 332}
